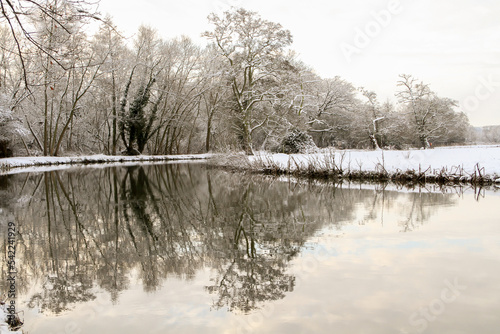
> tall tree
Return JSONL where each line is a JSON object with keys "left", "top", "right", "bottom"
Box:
{"left": 0, "top": 24, "right": 29, "bottom": 156}
{"left": 151, "top": 36, "right": 206, "bottom": 155}
{"left": 119, "top": 71, "right": 158, "bottom": 155}
{"left": 20, "top": 0, "right": 104, "bottom": 156}
{"left": 396, "top": 74, "right": 468, "bottom": 149}
{"left": 90, "top": 17, "right": 129, "bottom": 155}
{"left": 199, "top": 44, "right": 230, "bottom": 152}
{"left": 203, "top": 7, "right": 293, "bottom": 155}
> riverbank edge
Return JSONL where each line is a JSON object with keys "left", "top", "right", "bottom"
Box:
{"left": 0, "top": 153, "right": 213, "bottom": 175}
{"left": 207, "top": 151, "right": 500, "bottom": 187}
{"left": 1, "top": 150, "right": 500, "bottom": 187}
{"left": 0, "top": 303, "right": 21, "bottom": 334}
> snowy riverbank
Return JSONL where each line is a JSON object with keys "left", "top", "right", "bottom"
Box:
{"left": 0, "top": 305, "right": 21, "bottom": 334}
{"left": 246, "top": 145, "right": 500, "bottom": 184}
{"left": 0, "top": 153, "right": 212, "bottom": 175}
{"left": 1, "top": 146, "right": 499, "bottom": 184}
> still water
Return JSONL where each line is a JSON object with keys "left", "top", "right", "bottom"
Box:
{"left": 0, "top": 163, "right": 499, "bottom": 333}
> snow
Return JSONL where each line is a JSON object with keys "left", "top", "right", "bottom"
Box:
{"left": 0, "top": 154, "right": 213, "bottom": 175}
{"left": 0, "top": 305, "right": 21, "bottom": 334}
{"left": 250, "top": 145, "right": 500, "bottom": 180}
{"left": 1, "top": 146, "right": 500, "bottom": 182}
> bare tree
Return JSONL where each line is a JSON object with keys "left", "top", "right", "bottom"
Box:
{"left": 359, "top": 88, "right": 385, "bottom": 149}
{"left": 0, "top": 24, "right": 30, "bottom": 156}
{"left": 203, "top": 7, "right": 293, "bottom": 155}
{"left": 89, "top": 17, "right": 129, "bottom": 154}
{"left": 396, "top": 74, "right": 468, "bottom": 149}
{"left": 0, "top": 0, "right": 100, "bottom": 88}
{"left": 20, "top": 0, "right": 105, "bottom": 156}
{"left": 198, "top": 44, "right": 231, "bottom": 152}
{"left": 150, "top": 35, "right": 206, "bottom": 155}
{"left": 307, "top": 76, "right": 359, "bottom": 148}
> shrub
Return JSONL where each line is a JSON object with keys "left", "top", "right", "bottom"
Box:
{"left": 279, "top": 129, "right": 317, "bottom": 154}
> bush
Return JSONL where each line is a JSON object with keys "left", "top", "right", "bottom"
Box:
{"left": 278, "top": 129, "right": 317, "bottom": 154}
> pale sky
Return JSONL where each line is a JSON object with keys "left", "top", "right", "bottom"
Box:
{"left": 96, "top": 0, "right": 500, "bottom": 126}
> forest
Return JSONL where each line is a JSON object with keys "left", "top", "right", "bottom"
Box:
{"left": 0, "top": 0, "right": 472, "bottom": 158}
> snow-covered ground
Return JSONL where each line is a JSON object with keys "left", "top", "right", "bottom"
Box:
{"left": 250, "top": 145, "right": 500, "bottom": 182}
{"left": 1, "top": 146, "right": 499, "bottom": 182}
{"left": 0, "top": 305, "right": 21, "bottom": 334}
{"left": 0, "top": 153, "right": 212, "bottom": 175}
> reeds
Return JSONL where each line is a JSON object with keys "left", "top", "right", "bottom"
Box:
{"left": 213, "top": 152, "right": 500, "bottom": 187}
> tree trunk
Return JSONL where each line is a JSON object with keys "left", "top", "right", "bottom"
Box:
{"left": 112, "top": 72, "right": 117, "bottom": 155}
{"left": 205, "top": 111, "right": 213, "bottom": 152}
{"left": 243, "top": 124, "right": 254, "bottom": 155}
{"left": 370, "top": 134, "right": 380, "bottom": 150}
{"left": 420, "top": 134, "right": 430, "bottom": 149}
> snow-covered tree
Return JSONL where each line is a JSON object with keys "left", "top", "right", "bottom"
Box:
{"left": 88, "top": 17, "right": 131, "bottom": 154}
{"left": 396, "top": 74, "right": 469, "bottom": 149}
{"left": 0, "top": 24, "right": 29, "bottom": 156}
{"left": 203, "top": 8, "right": 293, "bottom": 155}
{"left": 150, "top": 36, "right": 207, "bottom": 155}
{"left": 16, "top": 0, "right": 106, "bottom": 156}
{"left": 358, "top": 88, "right": 386, "bottom": 149}
{"left": 198, "top": 44, "right": 232, "bottom": 152}
{"left": 0, "top": 0, "right": 100, "bottom": 88}
{"left": 307, "top": 76, "right": 360, "bottom": 148}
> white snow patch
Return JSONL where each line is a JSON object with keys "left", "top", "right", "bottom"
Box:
{"left": 249, "top": 145, "right": 500, "bottom": 180}
{"left": 0, "top": 154, "right": 213, "bottom": 175}
{"left": 0, "top": 305, "right": 21, "bottom": 334}
{"left": 2, "top": 146, "right": 500, "bottom": 181}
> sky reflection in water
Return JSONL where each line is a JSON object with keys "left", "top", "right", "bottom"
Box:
{"left": 0, "top": 164, "right": 499, "bottom": 334}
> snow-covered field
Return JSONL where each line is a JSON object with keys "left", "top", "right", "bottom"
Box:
{"left": 249, "top": 145, "right": 500, "bottom": 183}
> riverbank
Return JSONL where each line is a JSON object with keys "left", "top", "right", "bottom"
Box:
{"left": 0, "top": 304, "right": 21, "bottom": 334}
{"left": 221, "top": 145, "right": 500, "bottom": 186}
{"left": 1, "top": 146, "right": 500, "bottom": 186}
{"left": 0, "top": 153, "right": 212, "bottom": 175}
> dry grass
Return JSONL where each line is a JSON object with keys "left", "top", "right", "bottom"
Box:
{"left": 208, "top": 152, "right": 499, "bottom": 187}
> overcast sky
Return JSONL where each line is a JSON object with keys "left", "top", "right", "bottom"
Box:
{"left": 96, "top": 0, "right": 500, "bottom": 126}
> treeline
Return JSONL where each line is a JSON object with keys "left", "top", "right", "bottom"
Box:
{"left": 471, "top": 125, "right": 500, "bottom": 144}
{"left": 0, "top": 2, "right": 470, "bottom": 157}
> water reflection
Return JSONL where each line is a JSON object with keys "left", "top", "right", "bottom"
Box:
{"left": 0, "top": 164, "right": 463, "bottom": 317}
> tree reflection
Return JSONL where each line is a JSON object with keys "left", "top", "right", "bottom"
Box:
{"left": 397, "top": 191, "right": 457, "bottom": 232}
{"left": 205, "top": 184, "right": 299, "bottom": 313}
{"left": 0, "top": 165, "right": 462, "bottom": 315}
{"left": 27, "top": 275, "right": 95, "bottom": 314}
